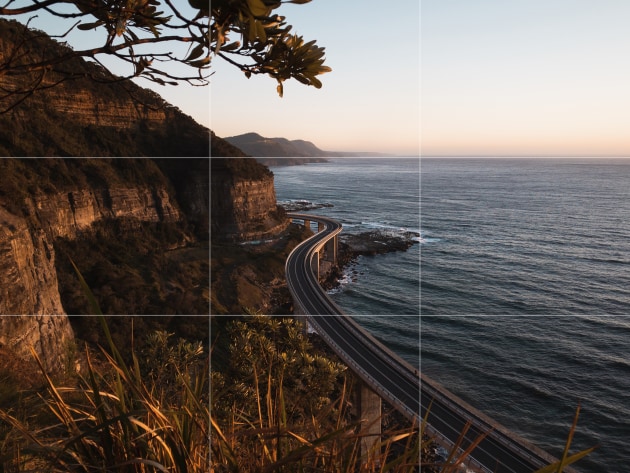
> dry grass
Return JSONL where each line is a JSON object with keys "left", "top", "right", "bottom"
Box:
{"left": 0, "top": 317, "right": 209, "bottom": 473}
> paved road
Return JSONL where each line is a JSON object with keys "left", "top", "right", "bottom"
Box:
{"left": 422, "top": 374, "right": 579, "bottom": 473}
{"left": 285, "top": 213, "right": 344, "bottom": 315}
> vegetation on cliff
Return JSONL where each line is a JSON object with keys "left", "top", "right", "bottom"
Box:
{"left": 211, "top": 156, "right": 272, "bottom": 180}
{"left": 211, "top": 316, "right": 419, "bottom": 471}
{"left": 211, "top": 224, "right": 311, "bottom": 314}
{"left": 55, "top": 219, "right": 209, "bottom": 315}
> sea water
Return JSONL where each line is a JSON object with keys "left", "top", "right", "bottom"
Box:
{"left": 421, "top": 158, "right": 630, "bottom": 472}
{"left": 270, "top": 158, "right": 420, "bottom": 316}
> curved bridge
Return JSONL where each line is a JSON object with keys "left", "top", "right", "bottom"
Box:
{"left": 285, "top": 214, "right": 574, "bottom": 471}
{"left": 285, "top": 213, "right": 344, "bottom": 315}
{"left": 285, "top": 213, "right": 420, "bottom": 423}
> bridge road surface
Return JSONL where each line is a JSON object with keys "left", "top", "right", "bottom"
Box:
{"left": 308, "top": 315, "right": 420, "bottom": 423}
{"left": 422, "top": 374, "right": 579, "bottom": 473}
{"left": 285, "top": 213, "right": 344, "bottom": 315}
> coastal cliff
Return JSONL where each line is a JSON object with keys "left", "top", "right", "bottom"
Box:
{"left": 0, "top": 207, "right": 65, "bottom": 315}
{"left": 211, "top": 158, "right": 311, "bottom": 314}
{"left": 0, "top": 19, "right": 209, "bottom": 157}
{"left": 0, "top": 159, "right": 208, "bottom": 317}
{"left": 211, "top": 158, "right": 288, "bottom": 241}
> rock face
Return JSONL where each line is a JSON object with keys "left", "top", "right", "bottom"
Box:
{"left": 0, "top": 185, "right": 183, "bottom": 313}
{"left": 29, "top": 187, "right": 181, "bottom": 240}
{"left": 211, "top": 158, "right": 288, "bottom": 241}
{"left": 0, "top": 207, "right": 64, "bottom": 315}
{"left": 0, "top": 158, "right": 208, "bottom": 371}
{"left": 0, "top": 164, "right": 185, "bottom": 315}
{"left": 0, "top": 315, "right": 74, "bottom": 373}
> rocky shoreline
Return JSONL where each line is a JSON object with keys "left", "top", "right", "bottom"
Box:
{"left": 278, "top": 199, "right": 334, "bottom": 212}
{"left": 321, "top": 229, "right": 419, "bottom": 291}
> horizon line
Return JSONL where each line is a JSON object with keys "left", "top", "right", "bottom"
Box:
{"left": 422, "top": 155, "right": 630, "bottom": 159}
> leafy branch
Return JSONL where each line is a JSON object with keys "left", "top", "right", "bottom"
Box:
{"left": 211, "top": 0, "right": 331, "bottom": 97}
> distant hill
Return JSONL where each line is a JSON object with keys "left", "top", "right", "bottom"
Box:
{"left": 224, "top": 133, "right": 327, "bottom": 157}
{"left": 211, "top": 131, "right": 250, "bottom": 157}
{"left": 224, "top": 132, "right": 392, "bottom": 158}
{"left": 0, "top": 19, "right": 209, "bottom": 157}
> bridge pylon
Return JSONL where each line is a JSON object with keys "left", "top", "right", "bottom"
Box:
{"left": 359, "top": 382, "right": 382, "bottom": 464}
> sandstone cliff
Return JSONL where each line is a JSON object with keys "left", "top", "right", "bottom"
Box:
{"left": 0, "top": 158, "right": 207, "bottom": 316}
{"left": 0, "top": 206, "right": 65, "bottom": 315}
{"left": 0, "top": 158, "right": 209, "bottom": 372}
{"left": 211, "top": 158, "right": 288, "bottom": 241}
{"left": 29, "top": 186, "right": 181, "bottom": 240}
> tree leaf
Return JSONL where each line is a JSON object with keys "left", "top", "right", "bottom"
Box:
{"left": 247, "top": 0, "right": 269, "bottom": 17}
{"left": 77, "top": 21, "right": 103, "bottom": 31}
{"left": 186, "top": 44, "right": 205, "bottom": 62}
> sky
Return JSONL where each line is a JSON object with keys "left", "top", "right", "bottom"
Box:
{"left": 10, "top": 2, "right": 209, "bottom": 129}
{"left": 422, "top": 0, "right": 630, "bottom": 157}
{"left": 210, "top": 0, "right": 420, "bottom": 156}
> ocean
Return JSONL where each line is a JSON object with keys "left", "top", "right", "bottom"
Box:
{"left": 421, "top": 158, "right": 630, "bottom": 472}
{"left": 270, "top": 158, "right": 420, "bottom": 316}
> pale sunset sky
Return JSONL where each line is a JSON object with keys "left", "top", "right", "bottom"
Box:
{"left": 422, "top": 0, "right": 630, "bottom": 157}
{"left": 210, "top": 0, "right": 420, "bottom": 156}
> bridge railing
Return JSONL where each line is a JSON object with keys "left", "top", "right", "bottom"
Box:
{"left": 308, "top": 316, "right": 419, "bottom": 422}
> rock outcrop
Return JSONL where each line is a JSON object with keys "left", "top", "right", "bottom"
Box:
{"left": 29, "top": 186, "right": 181, "bottom": 240}
{"left": 0, "top": 315, "right": 74, "bottom": 373}
{"left": 211, "top": 158, "right": 288, "bottom": 241}
{"left": 0, "top": 207, "right": 64, "bottom": 315}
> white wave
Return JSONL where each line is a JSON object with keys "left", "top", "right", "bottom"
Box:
{"left": 419, "top": 229, "right": 440, "bottom": 244}
{"left": 327, "top": 265, "right": 358, "bottom": 294}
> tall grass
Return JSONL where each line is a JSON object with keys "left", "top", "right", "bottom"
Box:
{"left": 0, "top": 316, "right": 209, "bottom": 473}
{"left": 211, "top": 375, "right": 419, "bottom": 473}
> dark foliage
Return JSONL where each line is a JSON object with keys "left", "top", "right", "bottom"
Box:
{"left": 55, "top": 219, "right": 209, "bottom": 315}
